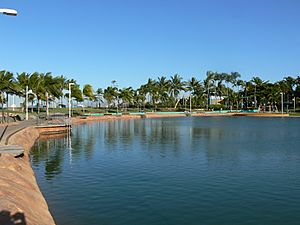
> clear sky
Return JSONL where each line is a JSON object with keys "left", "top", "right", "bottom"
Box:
{"left": 1, "top": 0, "right": 300, "bottom": 89}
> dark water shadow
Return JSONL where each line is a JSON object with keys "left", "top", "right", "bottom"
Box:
{"left": 0, "top": 211, "right": 26, "bottom": 225}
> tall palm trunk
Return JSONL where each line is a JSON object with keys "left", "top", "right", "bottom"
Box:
{"left": 1, "top": 92, "right": 5, "bottom": 123}
{"left": 1, "top": 103, "right": 4, "bottom": 123}
{"left": 174, "top": 98, "right": 180, "bottom": 109}
{"left": 6, "top": 93, "right": 9, "bottom": 112}
{"left": 37, "top": 98, "right": 40, "bottom": 114}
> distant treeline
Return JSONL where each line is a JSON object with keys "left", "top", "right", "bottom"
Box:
{"left": 1, "top": 70, "right": 299, "bottom": 112}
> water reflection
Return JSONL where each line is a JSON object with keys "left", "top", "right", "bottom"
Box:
{"left": 30, "top": 117, "right": 300, "bottom": 225}
{"left": 31, "top": 117, "right": 300, "bottom": 180}
{"left": 32, "top": 134, "right": 68, "bottom": 180}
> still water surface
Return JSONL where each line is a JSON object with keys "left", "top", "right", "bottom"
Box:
{"left": 31, "top": 117, "right": 300, "bottom": 225}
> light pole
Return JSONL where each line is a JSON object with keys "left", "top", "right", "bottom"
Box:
{"left": 68, "top": 83, "right": 75, "bottom": 118}
{"left": 12, "top": 94, "right": 16, "bottom": 111}
{"left": 293, "top": 97, "right": 296, "bottom": 112}
{"left": 0, "top": 8, "right": 17, "bottom": 16}
{"left": 26, "top": 86, "right": 29, "bottom": 120}
{"left": 280, "top": 92, "right": 283, "bottom": 114}
{"left": 254, "top": 84, "right": 257, "bottom": 109}
{"left": 25, "top": 87, "right": 35, "bottom": 120}
{"left": 190, "top": 94, "right": 192, "bottom": 113}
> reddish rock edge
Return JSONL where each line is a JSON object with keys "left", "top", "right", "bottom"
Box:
{"left": 0, "top": 113, "right": 290, "bottom": 225}
{"left": 0, "top": 127, "right": 56, "bottom": 225}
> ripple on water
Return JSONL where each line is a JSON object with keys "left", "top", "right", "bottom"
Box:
{"left": 31, "top": 117, "right": 300, "bottom": 225}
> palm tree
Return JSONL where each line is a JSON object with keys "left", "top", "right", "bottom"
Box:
{"left": 43, "top": 73, "right": 64, "bottom": 116}
{"left": 3, "top": 71, "right": 20, "bottom": 112}
{"left": 95, "top": 88, "right": 103, "bottom": 108}
{"left": 235, "top": 79, "right": 246, "bottom": 108}
{"left": 103, "top": 86, "right": 118, "bottom": 108}
{"left": 137, "top": 85, "right": 147, "bottom": 110}
{"left": 0, "top": 70, "right": 17, "bottom": 122}
{"left": 119, "top": 87, "right": 134, "bottom": 111}
{"left": 144, "top": 78, "right": 159, "bottom": 110}
{"left": 204, "top": 71, "right": 216, "bottom": 109}
{"left": 70, "top": 83, "right": 84, "bottom": 103}
{"left": 57, "top": 75, "right": 68, "bottom": 106}
{"left": 230, "top": 72, "right": 241, "bottom": 88}
{"left": 17, "top": 72, "right": 37, "bottom": 113}
{"left": 169, "top": 74, "right": 185, "bottom": 108}
{"left": 83, "top": 84, "right": 96, "bottom": 107}
{"left": 157, "top": 76, "right": 170, "bottom": 106}
{"left": 16, "top": 72, "right": 30, "bottom": 96}
{"left": 187, "top": 77, "right": 200, "bottom": 94}
{"left": 251, "top": 76, "right": 268, "bottom": 109}
{"left": 186, "top": 77, "right": 205, "bottom": 108}
{"left": 28, "top": 72, "right": 46, "bottom": 114}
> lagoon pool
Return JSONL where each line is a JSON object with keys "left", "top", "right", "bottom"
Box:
{"left": 31, "top": 117, "right": 300, "bottom": 225}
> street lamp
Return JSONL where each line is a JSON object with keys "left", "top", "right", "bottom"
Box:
{"left": 190, "top": 94, "right": 193, "bottom": 113}
{"left": 254, "top": 84, "right": 257, "bottom": 109}
{"left": 25, "top": 86, "right": 36, "bottom": 120}
{"left": 26, "top": 86, "right": 29, "bottom": 120}
{"left": 0, "top": 8, "right": 17, "bottom": 16}
{"left": 293, "top": 97, "right": 296, "bottom": 112}
{"left": 68, "top": 83, "right": 75, "bottom": 118}
{"left": 280, "top": 92, "right": 283, "bottom": 114}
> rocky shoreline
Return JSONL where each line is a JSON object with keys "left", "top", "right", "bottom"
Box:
{"left": 0, "top": 127, "right": 55, "bottom": 225}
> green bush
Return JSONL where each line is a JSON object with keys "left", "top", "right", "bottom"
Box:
{"left": 208, "top": 104, "right": 224, "bottom": 111}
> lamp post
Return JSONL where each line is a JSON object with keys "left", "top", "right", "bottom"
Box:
{"left": 254, "top": 84, "right": 257, "bottom": 109}
{"left": 26, "top": 86, "right": 29, "bottom": 120}
{"left": 0, "top": 8, "right": 17, "bottom": 16}
{"left": 293, "top": 97, "right": 296, "bottom": 112}
{"left": 68, "top": 83, "right": 75, "bottom": 118}
{"left": 25, "top": 87, "right": 35, "bottom": 120}
{"left": 190, "top": 94, "right": 193, "bottom": 113}
{"left": 280, "top": 92, "right": 283, "bottom": 114}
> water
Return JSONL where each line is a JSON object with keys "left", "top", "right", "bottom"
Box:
{"left": 31, "top": 117, "right": 300, "bottom": 225}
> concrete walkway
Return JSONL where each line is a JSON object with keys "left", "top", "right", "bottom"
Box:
{"left": 0, "top": 120, "right": 36, "bottom": 146}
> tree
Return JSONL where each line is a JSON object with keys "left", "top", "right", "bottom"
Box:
{"left": 119, "top": 87, "right": 134, "bottom": 111}
{"left": 186, "top": 77, "right": 205, "bottom": 108}
{"left": 28, "top": 72, "right": 45, "bottom": 114}
{"left": 43, "top": 73, "right": 64, "bottom": 116}
{"left": 57, "top": 75, "right": 68, "bottom": 105}
{"left": 251, "top": 76, "right": 268, "bottom": 108}
{"left": 95, "top": 88, "right": 104, "bottom": 108}
{"left": 204, "top": 71, "right": 216, "bottom": 109}
{"left": 71, "top": 84, "right": 84, "bottom": 103}
{"left": 157, "top": 76, "right": 170, "bottom": 106}
{"left": 144, "top": 78, "right": 158, "bottom": 110}
{"left": 0, "top": 70, "right": 17, "bottom": 122}
{"left": 83, "top": 84, "right": 96, "bottom": 107}
{"left": 169, "top": 74, "right": 185, "bottom": 108}
{"left": 103, "top": 86, "right": 118, "bottom": 108}
{"left": 137, "top": 85, "right": 147, "bottom": 110}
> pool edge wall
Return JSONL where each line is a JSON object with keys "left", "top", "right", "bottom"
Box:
{"left": 0, "top": 126, "right": 56, "bottom": 225}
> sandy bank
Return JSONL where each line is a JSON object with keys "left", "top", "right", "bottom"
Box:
{"left": 72, "top": 112, "right": 290, "bottom": 124}
{"left": 0, "top": 127, "right": 55, "bottom": 225}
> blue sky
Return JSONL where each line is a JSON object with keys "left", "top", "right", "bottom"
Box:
{"left": 1, "top": 0, "right": 300, "bottom": 89}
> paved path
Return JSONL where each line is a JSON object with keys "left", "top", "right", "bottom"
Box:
{"left": 0, "top": 120, "right": 36, "bottom": 146}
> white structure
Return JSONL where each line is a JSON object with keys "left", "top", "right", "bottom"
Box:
{"left": 68, "top": 83, "right": 75, "bottom": 118}
{"left": 0, "top": 8, "right": 17, "bottom": 16}
{"left": 25, "top": 86, "right": 36, "bottom": 120}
